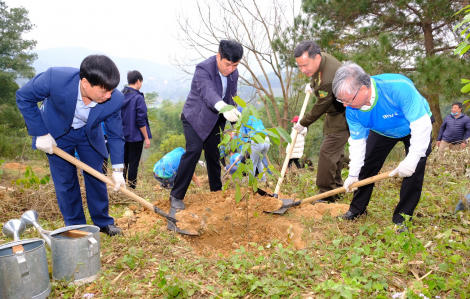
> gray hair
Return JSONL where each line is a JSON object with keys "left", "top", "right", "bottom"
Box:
{"left": 332, "top": 62, "right": 371, "bottom": 97}
{"left": 294, "top": 40, "right": 321, "bottom": 59}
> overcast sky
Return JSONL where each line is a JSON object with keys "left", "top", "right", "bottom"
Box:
{"left": 6, "top": 0, "right": 197, "bottom": 66}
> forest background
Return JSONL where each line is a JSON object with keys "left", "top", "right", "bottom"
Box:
{"left": 1, "top": 0, "right": 469, "bottom": 172}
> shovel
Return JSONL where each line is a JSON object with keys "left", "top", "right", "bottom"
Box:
{"left": 265, "top": 171, "right": 392, "bottom": 214}
{"left": 52, "top": 146, "right": 199, "bottom": 236}
{"left": 222, "top": 154, "right": 242, "bottom": 179}
{"left": 257, "top": 91, "right": 311, "bottom": 198}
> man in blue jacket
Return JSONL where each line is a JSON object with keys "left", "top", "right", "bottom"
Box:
{"left": 168, "top": 40, "right": 243, "bottom": 232}
{"left": 332, "top": 62, "right": 433, "bottom": 232}
{"left": 121, "top": 70, "right": 152, "bottom": 189}
{"left": 16, "top": 55, "right": 126, "bottom": 236}
{"left": 437, "top": 102, "right": 470, "bottom": 153}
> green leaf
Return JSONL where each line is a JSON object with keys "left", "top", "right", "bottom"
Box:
{"left": 248, "top": 104, "right": 260, "bottom": 120}
{"left": 275, "top": 127, "right": 292, "bottom": 143}
{"left": 235, "top": 183, "right": 241, "bottom": 203}
{"left": 222, "top": 180, "right": 230, "bottom": 192}
{"left": 219, "top": 104, "right": 235, "bottom": 114}
{"left": 233, "top": 96, "right": 246, "bottom": 108}
{"left": 350, "top": 254, "right": 361, "bottom": 265}
{"left": 454, "top": 42, "right": 469, "bottom": 55}
{"left": 241, "top": 109, "right": 250, "bottom": 124}
{"left": 252, "top": 134, "right": 265, "bottom": 144}
{"left": 461, "top": 82, "right": 470, "bottom": 93}
{"left": 241, "top": 143, "right": 250, "bottom": 154}
{"left": 221, "top": 134, "right": 231, "bottom": 145}
{"left": 462, "top": 79, "right": 470, "bottom": 83}
{"left": 438, "top": 263, "right": 449, "bottom": 271}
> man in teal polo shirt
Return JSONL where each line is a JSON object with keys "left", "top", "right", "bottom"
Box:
{"left": 332, "top": 62, "right": 433, "bottom": 231}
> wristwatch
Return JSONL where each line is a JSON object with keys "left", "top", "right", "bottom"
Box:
{"left": 112, "top": 168, "right": 124, "bottom": 172}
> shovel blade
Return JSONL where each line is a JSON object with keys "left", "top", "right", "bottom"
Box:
{"left": 264, "top": 198, "right": 296, "bottom": 214}
{"left": 256, "top": 188, "right": 276, "bottom": 197}
{"left": 166, "top": 207, "right": 200, "bottom": 236}
{"left": 167, "top": 220, "right": 199, "bottom": 236}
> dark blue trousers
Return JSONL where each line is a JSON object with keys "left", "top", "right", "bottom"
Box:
{"left": 46, "top": 127, "right": 114, "bottom": 228}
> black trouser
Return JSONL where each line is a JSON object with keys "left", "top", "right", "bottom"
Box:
{"left": 349, "top": 131, "right": 432, "bottom": 224}
{"left": 288, "top": 158, "right": 301, "bottom": 169}
{"left": 171, "top": 114, "right": 225, "bottom": 200}
{"left": 124, "top": 140, "right": 144, "bottom": 189}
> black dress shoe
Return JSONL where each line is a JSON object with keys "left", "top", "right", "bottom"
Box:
{"left": 100, "top": 224, "right": 123, "bottom": 236}
{"left": 337, "top": 210, "right": 367, "bottom": 220}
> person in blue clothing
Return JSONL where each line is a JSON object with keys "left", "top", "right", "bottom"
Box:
{"left": 15, "top": 55, "right": 126, "bottom": 236}
{"left": 225, "top": 150, "right": 243, "bottom": 175}
{"left": 436, "top": 102, "right": 470, "bottom": 153}
{"left": 121, "top": 70, "right": 152, "bottom": 189}
{"left": 332, "top": 62, "right": 433, "bottom": 231}
{"left": 154, "top": 147, "right": 201, "bottom": 189}
{"left": 238, "top": 106, "right": 270, "bottom": 182}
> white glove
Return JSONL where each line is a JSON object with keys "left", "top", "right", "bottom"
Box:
{"left": 294, "top": 122, "right": 305, "bottom": 134}
{"left": 389, "top": 161, "right": 416, "bottom": 178}
{"left": 112, "top": 171, "right": 126, "bottom": 191}
{"left": 223, "top": 108, "right": 241, "bottom": 122}
{"left": 36, "top": 133, "right": 57, "bottom": 155}
{"left": 305, "top": 83, "right": 313, "bottom": 94}
{"left": 344, "top": 176, "right": 359, "bottom": 192}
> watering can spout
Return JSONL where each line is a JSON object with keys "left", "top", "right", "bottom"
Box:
{"left": 20, "top": 210, "right": 52, "bottom": 247}
{"left": 2, "top": 219, "right": 26, "bottom": 241}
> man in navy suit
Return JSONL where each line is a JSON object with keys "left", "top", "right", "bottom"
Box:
{"left": 16, "top": 55, "right": 126, "bottom": 236}
{"left": 168, "top": 40, "right": 243, "bottom": 232}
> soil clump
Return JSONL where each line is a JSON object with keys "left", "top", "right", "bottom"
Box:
{"left": 117, "top": 188, "right": 349, "bottom": 257}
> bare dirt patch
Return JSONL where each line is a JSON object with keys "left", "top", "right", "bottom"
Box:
{"left": 117, "top": 188, "right": 350, "bottom": 257}
{"left": 3, "top": 162, "right": 43, "bottom": 173}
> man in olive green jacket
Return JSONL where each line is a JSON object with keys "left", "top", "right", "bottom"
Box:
{"left": 293, "top": 40, "right": 349, "bottom": 203}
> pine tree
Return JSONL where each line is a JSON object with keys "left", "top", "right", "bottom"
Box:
{"left": 297, "top": 0, "right": 470, "bottom": 135}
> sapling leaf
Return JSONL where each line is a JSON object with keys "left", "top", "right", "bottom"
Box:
{"left": 233, "top": 96, "right": 246, "bottom": 108}
{"left": 248, "top": 104, "right": 260, "bottom": 120}
{"left": 275, "top": 127, "right": 292, "bottom": 143}
{"left": 235, "top": 182, "right": 241, "bottom": 203}
{"left": 253, "top": 134, "right": 266, "bottom": 144}
{"left": 219, "top": 104, "right": 235, "bottom": 113}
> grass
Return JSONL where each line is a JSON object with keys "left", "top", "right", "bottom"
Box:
{"left": 0, "top": 146, "right": 469, "bottom": 298}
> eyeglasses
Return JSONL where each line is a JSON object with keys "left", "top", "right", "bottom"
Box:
{"left": 337, "top": 86, "right": 362, "bottom": 104}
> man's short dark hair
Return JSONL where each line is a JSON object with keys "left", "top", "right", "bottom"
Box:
{"left": 80, "top": 55, "right": 120, "bottom": 91}
{"left": 127, "top": 70, "right": 143, "bottom": 85}
{"left": 294, "top": 40, "right": 321, "bottom": 59}
{"left": 452, "top": 102, "right": 463, "bottom": 109}
{"left": 218, "top": 40, "right": 244, "bottom": 63}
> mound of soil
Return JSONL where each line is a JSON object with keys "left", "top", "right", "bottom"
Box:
{"left": 116, "top": 188, "right": 349, "bottom": 257}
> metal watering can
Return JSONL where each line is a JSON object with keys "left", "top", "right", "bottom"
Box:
{"left": 0, "top": 219, "right": 51, "bottom": 299}
{"left": 20, "top": 210, "right": 101, "bottom": 285}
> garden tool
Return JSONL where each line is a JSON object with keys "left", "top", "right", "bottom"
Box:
{"left": 257, "top": 91, "right": 311, "bottom": 198}
{"left": 52, "top": 146, "right": 199, "bottom": 236}
{"left": 222, "top": 154, "right": 243, "bottom": 179}
{"left": 265, "top": 171, "right": 393, "bottom": 214}
{"left": 21, "top": 210, "right": 102, "bottom": 284}
{"left": 1, "top": 219, "right": 51, "bottom": 299}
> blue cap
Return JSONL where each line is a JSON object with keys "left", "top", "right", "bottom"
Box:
{"left": 237, "top": 106, "right": 243, "bottom": 113}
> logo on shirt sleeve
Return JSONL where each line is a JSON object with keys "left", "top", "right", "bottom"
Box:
{"left": 318, "top": 90, "right": 328, "bottom": 98}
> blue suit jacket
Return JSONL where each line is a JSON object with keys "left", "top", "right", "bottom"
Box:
{"left": 182, "top": 55, "right": 238, "bottom": 141}
{"left": 16, "top": 67, "right": 125, "bottom": 164}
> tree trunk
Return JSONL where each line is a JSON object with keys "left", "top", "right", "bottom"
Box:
{"left": 427, "top": 93, "right": 443, "bottom": 141}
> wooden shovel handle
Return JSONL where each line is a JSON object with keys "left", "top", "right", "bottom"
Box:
{"left": 300, "top": 171, "right": 393, "bottom": 206}
{"left": 52, "top": 146, "right": 156, "bottom": 212}
{"left": 274, "top": 91, "right": 311, "bottom": 195}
